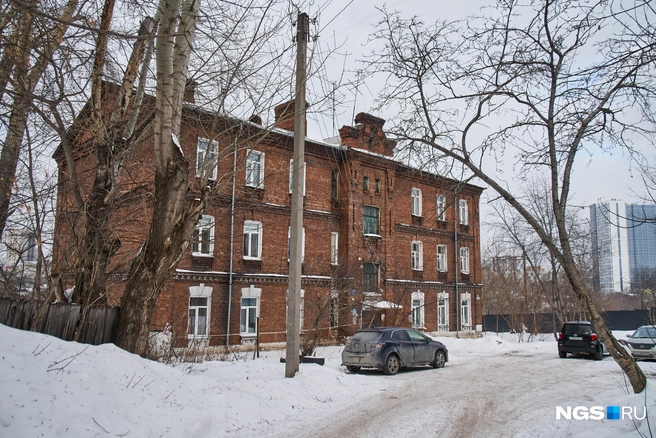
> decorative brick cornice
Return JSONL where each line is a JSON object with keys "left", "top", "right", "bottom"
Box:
{"left": 385, "top": 279, "right": 483, "bottom": 291}
{"left": 394, "top": 223, "right": 475, "bottom": 241}
{"left": 210, "top": 196, "right": 341, "bottom": 222}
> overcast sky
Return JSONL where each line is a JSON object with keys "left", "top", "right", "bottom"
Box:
{"left": 297, "top": 0, "right": 654, "bottom": 213}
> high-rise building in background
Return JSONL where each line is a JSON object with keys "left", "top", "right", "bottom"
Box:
{"left": 590, "top": 201, "right": 656, "bottom": 293}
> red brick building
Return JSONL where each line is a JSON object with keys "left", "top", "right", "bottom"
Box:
{"left": 53, "top": 86, "right": 483, "bottom": 349}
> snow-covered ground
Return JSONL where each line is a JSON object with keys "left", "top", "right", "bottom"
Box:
{"left": 1, "top": 323, "right": 654, "bottom": 437}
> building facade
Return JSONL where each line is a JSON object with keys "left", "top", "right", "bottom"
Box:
{"left": 52, "top": 86, "right": 484, "bottom": 349}
{"left": 591, "top": 200, "right": 656, "bottom": 293}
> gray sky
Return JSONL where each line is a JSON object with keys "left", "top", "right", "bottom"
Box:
{"left": 298, "top": 0, "right": 653, "bottom": 213}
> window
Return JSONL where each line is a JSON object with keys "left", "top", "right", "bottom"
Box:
{"left": 461, "top": 292, "right": 471, "bottom": 329}
{"left": 188, "top": 284, "right": 212, "bottom": 338}
{"left": 411, "top": 188, "right": 422, "bottom": 216}
{"left": 287, "top": 226, "right": 306, "bottom": 262}
{"left": 240, "top": 286, "right": 261, "bottom": 336}
{"left": 438, "top": 292, "right": 449, "bottom": 329}
{"left": 245, "top": 150, "right": 265, "bottom": 188}
{"left": 411, "top": 241, "right": 423, "bottom": 271}
{"left": 411, "top": 291, "right": 425, "bottom": 329}
{"left": 363, "top": 206, "right": 379, "bottom": 235}
{"left": 460, "top": 247, "right": 470, "bottom": 274}
{"left": 330, "top": 290, "right": 339, "bottom": 329}
{"left": 437, "top": 244, "right": 447, "bottom": 272}
{"left": 375, "top": 178, "right": 381, "bottom": 194}
{"left": 459, "top": 199, "right": 468, "bottom": 225}
{"left": 363, "top": 262, "right": 379, "bottom": 293}
{"left": 363, "top": 176, "right": 370, "bottom": 191}
{"left": 289, "top": 159, "right": 306, "bottom": 195}
{"left": 436, "top": 195, "right": 446, "bottom": 221}
{"left": 196, "top": 138, "right": 218, "bottom": 179}
{"left": 192, "top": 215, "right": 214, "bottom": 255}
{"left": 243, "top": 221, "right": 262, "bottom": 259}
{"left": 330, "top": 232, "right": 339, "bottom": 265}
{"left": 331, "top": 170, "right": 339, "bottom": 201}
{"left": 25, "top": 233, "right": 37, "bottom": 262}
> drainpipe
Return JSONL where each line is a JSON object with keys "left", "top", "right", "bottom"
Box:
{"left": 454, "top": 192, "right": 459, "bottom": 338}
{"left": 226, "top": 128, "right": 239, "bottom": 346}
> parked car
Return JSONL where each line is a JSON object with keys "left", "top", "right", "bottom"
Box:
{"left": 558, "top": 321, "right": 604, "bottom": 360}
{"left": 626, "top": 325, "right": 656, "bottom": 360}
{"left": 341, "top": 327, "right": 448, "bottom": 375}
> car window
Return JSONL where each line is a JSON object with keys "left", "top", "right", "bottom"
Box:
{"left": 563, "top": 324, "right": 593, "bottom": 335}
{"left": 633, "top": 327, "right": 656, "bottom": 338}
{"left": 391, "top": 330, "right": 410, "bottom": 341}
{"left": 352, "top": 331, "right": 382, "bottom": 342}
{"left": 407, "top": 329, "right": 427, "bottom": 342}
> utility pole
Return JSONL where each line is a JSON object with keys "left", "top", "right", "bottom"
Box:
{"left": 286, "top": 11, "right": 309, "bottom": 378}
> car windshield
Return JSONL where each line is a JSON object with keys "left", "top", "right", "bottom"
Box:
{"left": 563, "top": 324, "right": 593, "bottom": 335}
{"left": 633, "top": 327, "right": 656, "bottom": 339}
{"left": 351, "top": 331, "right": 382, "bottom": 342}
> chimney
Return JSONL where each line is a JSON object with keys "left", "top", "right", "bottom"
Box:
{"left": 338, "top": 112, "right": 396, "bottom": 156}
{"left": 184, "top": 79, "right": 197, "bottom": 104}
{"left": 274, "top": 99, "right": 307, "bottom": 135}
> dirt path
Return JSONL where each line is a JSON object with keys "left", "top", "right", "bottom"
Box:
{"left": 281, "top": 349, "right": 631, "bottom": 438}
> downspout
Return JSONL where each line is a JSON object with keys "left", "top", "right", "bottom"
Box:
{"left": 226, "top": 127, "right": 240, "bottom": 346}
{"left": 454, "top": 192, "right": 459, "bottom": 338}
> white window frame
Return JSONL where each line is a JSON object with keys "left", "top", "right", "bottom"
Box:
{"left": 436, "top": 194, "right": 446, "bottom": 221}
{"left": 330, "top": 290, "right": 339, "bottom": 329}
{"left": 411, "top": 188, "right": 422, "bottom": 216}
{"left": 240, "top": 285, "right": 261, "bottom": 337}
{"left": 330, "top": 232, "right": 339, "bottom": 265}
{"left": 287, "top": 226, "right": 306, "bottom": 262}
{"left": 289, "top": 159, "right": 306, "bottom": 196}
{"left": 437, "top": 244, "right": 447, "bottom": 272}
{"left": 245, "top": 150, "right": 265, "bottom": 188}
{"left": 243, "top": 220, "right": 262, "bottom": 260}
{"left": 196, "top": 138, "right": 218, "bottom": 180}
{"left": 188, "top": 284, "right": 212, "bottom": 339}
{"left": 438, "top": 292, "right": 449, "bottom": 331}
{"left": 461, "top": 292, "right": 472, "bottom": 330}
{"left": 192, "top": 215, "right": 215, "bottom": 256}
{"left": 460, "top": 247, "right": 470, "bottom": 274}
{"left": 459, "top": 199, "right": 469, "bottom": 225}
{"left": 411, "top": 241, "right": 423, "bottom": 271}
{"left": 411, "top": 291, "right": 425, "bottom": 329}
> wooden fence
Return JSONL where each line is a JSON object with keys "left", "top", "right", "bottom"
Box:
{"left": 0, "top": 299, "right": 118, "bottom": 345}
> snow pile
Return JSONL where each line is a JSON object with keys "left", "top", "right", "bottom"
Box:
{"left": 0, "top": 324, "right": 654, "bottom": 437}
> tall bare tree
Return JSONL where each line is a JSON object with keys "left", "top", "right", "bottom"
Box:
{"left": 367, "top": 0, "right": 655, "bottom": 392}
{"left": 0, "top": 0, "right": 83, "bottom": 242}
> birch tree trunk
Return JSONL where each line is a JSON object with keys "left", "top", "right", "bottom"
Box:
{"left": 115, "top": 0, "right": 203, "bottom": 356}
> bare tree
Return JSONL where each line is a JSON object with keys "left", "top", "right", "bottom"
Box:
{"left": 484, "top": 177, "right": 592, "bottom": 334}
{"left": 0, "top": 0, "right": 84, "bottom": 242}
{"left": 367, "top": 0, "right": 655, "bottom": 392}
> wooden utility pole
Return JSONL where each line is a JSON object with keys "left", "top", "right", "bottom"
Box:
{"left": 285, "top": 12, "right": 309, "bottom": 378}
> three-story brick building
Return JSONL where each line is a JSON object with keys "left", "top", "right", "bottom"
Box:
{"left": 52, "top": 84, "right": 483, "bottom": 349}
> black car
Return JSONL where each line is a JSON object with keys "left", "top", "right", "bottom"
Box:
{"left": 558, "top": 321, "right": 604, "bottom": 360}
{"left": 341, "top": 327, "right": 448, "bottom": 375}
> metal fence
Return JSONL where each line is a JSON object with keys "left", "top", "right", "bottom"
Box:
{"left": 483, "top": 309, "right": 654, "bottom": 334}
{"left": 0, "top": 298, "right": 118, "bottom": 344}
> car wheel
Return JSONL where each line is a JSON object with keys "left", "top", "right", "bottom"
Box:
{"left": 594, "top": 347, "right": 603, "bottom": 361}
{"left": 346, "top": 365, "right": 361, "bottom": 373}
{"left": 433, "top": 350, "right": 446, "bottom": 368}
{"left": 384, "top": 354, "right": 400, "bottom": 375}
{"left": 559, "top": 351, "right": 567, "bottom": 358}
